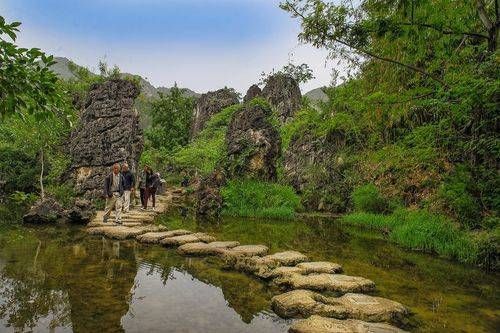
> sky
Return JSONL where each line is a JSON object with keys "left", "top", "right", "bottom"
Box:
{"left": 1, "top": 0, "right": 336, "bottom": 94}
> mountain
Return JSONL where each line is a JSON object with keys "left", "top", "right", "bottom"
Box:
{"left": 50, "top": 57, "right": 199, "bottom": 99}
{"left": 304, "top": 87, "right": 328, "bottom": 103}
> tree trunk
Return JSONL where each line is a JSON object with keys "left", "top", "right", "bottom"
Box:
{"left": 40, "top": 148, "right": 45, "bottom": 200}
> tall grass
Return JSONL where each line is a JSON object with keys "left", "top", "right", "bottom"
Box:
{"left": 341, "top": 209, "right": 496, "bottom": 268}
{"left": 220, "top": 179, "right": 302, "bottom": 219}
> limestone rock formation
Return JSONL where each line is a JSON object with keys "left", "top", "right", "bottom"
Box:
{"left": 191, "top": 88, "right": 239, "bottom": 136}
{"left": 66, "top": 198, "right": 95, "bottom": 224}
{"left": 272, "top": 290, "right": 408, "bottom": 325}
{"left": 195, "top": 169, "right": 226, "bottom": 218}
{"left": 67, "top": 79, "right": 143, "bottom": 198}
{"left": 262, "top": 73, "right": 301, "bottom": 123}
{"left": 243, "top": 84, "right": 262, "bottom": 102}
{"left": 23, "top": 197, "right": 67, "bottom": 224}
{"left": 289, "top": 315, "right": 408, "bottom": 333}
{"left": 225, "top": 104, "right": 281, "bottom": 181}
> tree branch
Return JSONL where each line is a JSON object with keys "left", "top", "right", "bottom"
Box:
{"left": 397, "top": 22, "right": 489, "bottom": 39}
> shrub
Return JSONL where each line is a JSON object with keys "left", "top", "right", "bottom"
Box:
{"left": 352, "top": 184, "right": 388, "bottom": 213}
{"left": 0, "top": 146, "right": 39, "bottom": 194}
{"left": 221, "top": 179, "right": 301, "bottom": 219}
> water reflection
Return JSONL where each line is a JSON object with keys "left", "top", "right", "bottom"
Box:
{"left": 0, "top": 226, "right": 289, "bottom": 333}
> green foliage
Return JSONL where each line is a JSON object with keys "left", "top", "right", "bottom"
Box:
{"left": 145, "top": 85, "right": 195, "bottom": 152}
{"left": 341, "top": 209, "right": 497, "bottom": 269}
{"left": 221, "top": 179, "right": 302, "bottom": 219}
{"left": 0, "top": 16, "right": 68, "bottom": 119}
{"left": 352, "top": 184, "right": 388, "bottom": 214}
{"left": 0, "top": 146, "right": 40, "bottom": 194}
{"left": 439, "top": 165, "right": 481, "bottom": 229}
{"left": 171, "top": 104, "right": 242, "bottom": 175}
{"left": 261, "top": 62, "right": 315, "bottom": 85}
{"left": 46, "top": 183, "right": 76, "bottom": 208}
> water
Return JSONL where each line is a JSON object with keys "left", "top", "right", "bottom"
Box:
{"left": 0, "top": 215, "right": 498, "bottom": 333}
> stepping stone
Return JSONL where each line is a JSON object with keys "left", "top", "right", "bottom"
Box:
{"left": 289, "top": 315, "right": 408, "bottom": 333}
{"left": 272, "top": 290, "right": 408, "bottom": 324}
{"left": 268, "top": 261, "right": 343, "bottom": 278}
{"left": 177, "top": 241, "right": 240, "bottom": 256}
{"left": 273, "top": 273, "right": 375, "bottom": 293}
{"left": 160, "top": 232, "right": 216, "bottom": 246}
{"left": 231, "top": 251, "right": 309, "bottom": 279}
{"left": 87, "top": 225, "right": 167, "bottom": 240}
{"left": 219, "top": 245, "right": 269, "bottom": 264}
{"left": 136, "top": 230, "right": 192, "bottom": 244}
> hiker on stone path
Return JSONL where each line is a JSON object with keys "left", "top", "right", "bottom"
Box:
{"left": 121, "top": 162, "right": 135, "bottom": 213}
{"left": 141, "top": 165, "right": 153, "bottom": 210}
{"left": 103, "top": 163, "right": 125, "bottom": 224}
{"left": 138, "top": 165, "right": 149, "bottom": 209}
{"left": 148, "top": 171, "right": 162, "bottom": 211}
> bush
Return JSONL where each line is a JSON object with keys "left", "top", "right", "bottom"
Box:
{"left": 0, "top": 146, "right": 39, "bottom": 194}
{"left": 352, "top": 184, "right": 388, "bottom": 213}
{"left": 221, "top": 179, "right": 301, "bottom": 219}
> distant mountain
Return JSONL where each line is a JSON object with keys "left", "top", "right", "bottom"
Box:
{"left": 305, "top": 87, "right": 329, "bottom": 103}
{"left": 50, "top": 57, "right": 199, "bottom": 99}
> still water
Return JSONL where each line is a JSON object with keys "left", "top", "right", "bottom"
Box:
{"left": 0, "top": 215, "right": 498, "bottom": 332}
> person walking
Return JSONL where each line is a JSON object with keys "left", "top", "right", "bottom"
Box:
{"left": 138, "top": 165, "right": 149, "bottom": 209}
{"left": 103, "top": 163, "right": 125, "bottom": 224}
{"left": 148, "top": 171, "right": 161, "bottom": 211}
{"left": 141, "top": 166, "right": 153, "bottom": 210}
{"left": 121, "top": 162, "right": 135, "bottom": 213}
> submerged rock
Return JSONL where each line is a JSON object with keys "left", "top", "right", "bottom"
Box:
{"left": 231, "top": 251, "right": 309, "bottom": 278}
{"left": 160, "top": 232, "right": 216, "bottom": 246}
{"left": 191, "top": 87, "right": 239, "bottom": 137}
{"left": 225, "top": 103, "right": 281, "bottom": 181}
{"left": 289, "top": 315, "right": 408, "bottom": 333}
{"left": 23, "top": 197, "right": 67, "bottom": 224}
{"left": 262, "top": 73, "right": 301, "bottom": 123}
{"left": 67, "top": 79, "right": 143, "bottom": 198}
{"left": 243, "top": 84, "right": 262, "bottom": 102}
{"left": 136, "top": 229, "right": 192, "bottom": 244}
{"left": 273, "top": 273, "right": 375, "bottom": 293}
{"left": 177, "top": 241, "right": 240, "bottom": 256}
{"left": 272, "top": 290, "right": 408, "bottom": 324}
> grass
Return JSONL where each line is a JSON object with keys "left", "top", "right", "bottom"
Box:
{"left": 220, "top": 179, "right": 302, "bottom": 219}
{"left": 341, "top": 208, "right": 498, "bottom": 269}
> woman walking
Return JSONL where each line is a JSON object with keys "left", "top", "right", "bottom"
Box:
{"left": 147, "top": 171, "right": 161, "bottom": 211}
{"left": 139, "top": 165, "right": 152, "bottom": 210}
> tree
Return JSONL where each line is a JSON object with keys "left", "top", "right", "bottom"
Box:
{"left": 280, "top": 0, "right": 498, "bottom": 87}
{"left": 261, "top": 62, "right": 315, "bottom": 85}
{"left": 145, "top": 84, "right": 195, "bottom": 152}
{"left": 0, "top": 16, "right": 66, "bottom": 118}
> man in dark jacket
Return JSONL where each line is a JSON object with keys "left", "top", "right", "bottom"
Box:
{"left": 103, "top": 163, "right": 125, "bottom": 224}
{"left": 121, "top": 162, "right": 135, "bottom": 213}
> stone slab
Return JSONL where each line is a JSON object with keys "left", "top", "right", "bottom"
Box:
{"left": 272, "top": 290, "right": 408, "bottom": 324}
{"left": 136, "top": 230, "right": 192, "bottom": 244}
{"left": 273, "top": 273, "right": 375, "bottom": 293}
{"left": 231, "top": 251, "right": 309, "bottom": 278}
{"left": 177, "top": 241, "right": 240, "bottom": 256}
{"left": 160, "top": 232, "right": 216, "bottom": 246}
{"left": 289, "top": 316, "right": 408, "bottom": 333}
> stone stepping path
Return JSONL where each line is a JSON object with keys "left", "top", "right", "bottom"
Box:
{"left": 85, "top": 189, "right": 411, "bottom": 333}
{"left": 290, "top": 315, "right": 408, "bottom": 333}
{"left": 272, "top": 290, "right": 408, "bottom": 324}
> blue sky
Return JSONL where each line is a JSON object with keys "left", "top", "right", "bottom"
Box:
{"left": 1, "top": 0, "right": 334, "bottom": 93}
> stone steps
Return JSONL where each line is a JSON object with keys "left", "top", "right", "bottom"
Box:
{"left": 85, "top": 188, "right": 411, "bottom": 333}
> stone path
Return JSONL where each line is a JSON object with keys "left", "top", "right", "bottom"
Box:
{"left": 86, "top": 188, "right": 411, "bottom": 333}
